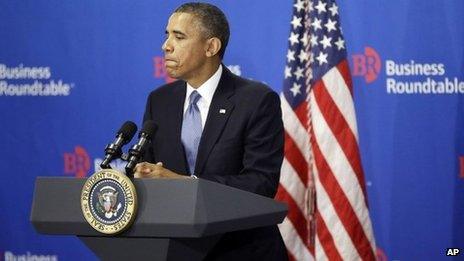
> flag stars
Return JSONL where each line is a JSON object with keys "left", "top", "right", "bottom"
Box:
{"left": 293, "top": 0, "right": 305, "bottom": 12}
{"left": 283, "top": 1, "right": 349, "bottom": 108}
{"left": 310, "top": 34, "right": 319, "bottom": 47}
{"left": 320, "top": 35, "right": 332, "bottom": 49}
{"left": 294, "top": 67, "right": 304, "bottom": 80}
{"left": 290, "top": 83, "right": 302, "bottom": 97}
{"left": 316, "top": 51, "right": 328, "bottom": 65}
{"left": 291, "top": 16, "right": 302, "bottom": 29}
{"left": 335, "top": 37, "right": 345, "bottom": 50}
{"left": 314, "top": 1, "right": 327, "bottom": 14}
{"left": 329, "top": 4, "right": 339, "bottom": 16}
{"left": 298, "top": 50, "right": 309, "bottom": 62}
{"left": 300, "top": 32, "right": 309, "bottom": 47}
{"left": 289, "top": 32, "right": 299, "bottom": 45}
{"left": 307, "top": 2, "right": 314, "bottom": 12}
{"left": 325, "top": 18, "right": 337, "bottom": 33}
{"left": 284, "top": 66, "right": 292, "bottom": 79}
{"left": 311, "top": 18, "right": 322, "bottom": 31}
{"left": 287, "top": 50, "right": 296, "bottom": 62}
{"left": 309, "top": 52, "right": 315, "bottom": 63}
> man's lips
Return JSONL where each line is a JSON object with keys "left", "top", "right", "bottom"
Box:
{"left": 164, "top": 58, "right": 178, "bottom": 67}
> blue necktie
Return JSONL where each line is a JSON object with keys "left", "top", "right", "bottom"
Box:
{"left": 181, "top": 91, "right": 202, "bottom": 175}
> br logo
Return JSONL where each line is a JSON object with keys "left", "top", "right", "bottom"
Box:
{"left": 351, "top": 46, "right": 381, "bottom": 84}
{"left": 376, "top": 247, "right": 387, "bottom": 261}
{"left": 153, "top": 56, "right": 176, "bottom": 83}
{"left": 459, "top": 156, "right": 464, "bottom": 179}
{"left": 446, "top": 248, "right": 460, "bottom": 256}
{"left": 64, "top": 145, "right": 90, "bottom": 178}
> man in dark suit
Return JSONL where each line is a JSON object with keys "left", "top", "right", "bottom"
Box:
{"left": 134, "top": 2, "right": 287, "bottom": 260}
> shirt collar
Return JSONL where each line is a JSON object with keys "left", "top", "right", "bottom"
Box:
{"left": 185, "top": 64, "right": 223, "bottom": 105}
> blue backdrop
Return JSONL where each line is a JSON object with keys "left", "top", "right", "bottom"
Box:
{"left": 1, "top": 0, "right": 463, "bottom": 260}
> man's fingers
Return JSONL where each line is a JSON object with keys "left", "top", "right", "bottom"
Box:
{"left": 135, "top": 162, "right": 147, "bottom": 172}
{"left": 134, "top": 162, "right": 152, "bottom": 177}
{"left": 133, "top": 162, "right": 166, "bottom": 178}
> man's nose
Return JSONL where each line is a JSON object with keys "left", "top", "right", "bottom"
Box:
{"left": 162, "top": 38, "right": 173, "bottom": 53}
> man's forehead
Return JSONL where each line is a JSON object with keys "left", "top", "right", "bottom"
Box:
{"left": 166, "top": 12, "right": 200, "bottom": 33}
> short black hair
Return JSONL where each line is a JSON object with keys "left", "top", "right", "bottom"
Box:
{"left": 174, "top": 2, "right": 230, "bottom": 59}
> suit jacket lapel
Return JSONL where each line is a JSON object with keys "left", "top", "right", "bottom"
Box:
{"left": 194, "top": 68, "right": 235, "bottom": 175}
{"left": 171, "top": 82, "right": 188, "bottom": 174}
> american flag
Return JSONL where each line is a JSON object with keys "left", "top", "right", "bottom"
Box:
{"left": 275, "top": 0, "right": 377, "bottom": 260}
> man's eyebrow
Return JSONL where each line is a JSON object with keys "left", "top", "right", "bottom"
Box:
{"left": 165, "top": 30, "right": 187, "bottom": 37}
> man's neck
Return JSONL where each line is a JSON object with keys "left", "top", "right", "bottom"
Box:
{"left": 186, "top": 61, "right": 221, "bottom": 88}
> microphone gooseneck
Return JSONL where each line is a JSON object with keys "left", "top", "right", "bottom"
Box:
{"left": 100, "top": 121, "right": 138, "bottom": 169}
{"left": 125, "top": 120, "right": 157, "bottom": 177}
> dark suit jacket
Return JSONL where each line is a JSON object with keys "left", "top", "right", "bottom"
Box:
{"left": 143, "top": 67, "right": 288, "bottom": 260}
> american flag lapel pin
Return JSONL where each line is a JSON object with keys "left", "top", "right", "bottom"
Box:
{"left": 219, "top": 109, "right": 226, "bottom": 114}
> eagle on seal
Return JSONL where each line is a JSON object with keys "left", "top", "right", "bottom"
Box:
{"left": 97, "top": 186, "right": 121, "bottom": 218}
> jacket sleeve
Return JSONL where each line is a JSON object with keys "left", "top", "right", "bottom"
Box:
{"left": 142, "top": 92, "right": 156, "bottom": 163}
{"left": 200, "top": 91, "right": 284, "bottom": 198}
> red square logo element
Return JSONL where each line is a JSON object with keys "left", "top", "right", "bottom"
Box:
{"left": 460, "top": 156, "right": 464, "bottom": 179}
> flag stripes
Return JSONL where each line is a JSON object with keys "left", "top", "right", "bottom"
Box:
{"left": 277, "top": 0, "right": 376, "bottom": 260}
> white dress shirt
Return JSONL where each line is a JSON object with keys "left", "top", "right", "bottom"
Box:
{"left": 183, "top": 65, "right": 223, "bottom": 130}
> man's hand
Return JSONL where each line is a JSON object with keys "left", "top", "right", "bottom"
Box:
{"left": 133, "top": 162, "right": 189, "bottom": 179}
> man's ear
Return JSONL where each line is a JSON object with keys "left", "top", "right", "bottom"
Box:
{"left": 205, "top": 37, "right": 222, "bottom": 57}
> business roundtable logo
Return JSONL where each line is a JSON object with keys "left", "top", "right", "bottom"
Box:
{"left": 352, "top": 46, "right": 381, "bottom": 84}
{"left": 351, "top": 46, "right": 464, "bottom": 95}
{"left": 0, "top": 63, "right": 74, "bottom": 97}
{"left": 64, "top": 145, "right": 90, "bottom": 178}
{"left": 81, "top": 169, "right": 137, "bottom": 234}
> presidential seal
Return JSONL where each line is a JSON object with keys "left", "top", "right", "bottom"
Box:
{"left": 81, "top": 169, "right": 137, "bottom": 234}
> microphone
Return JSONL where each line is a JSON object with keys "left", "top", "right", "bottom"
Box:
{"left": 125, "top": 120, "right": 157, "bottom": 177}
{"left": 100, "top": 121, "right": 138, "bottom": 169}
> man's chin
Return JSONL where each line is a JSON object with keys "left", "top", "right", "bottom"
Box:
{"left": 165, "top": 68, "right": 178, "bottom": 78}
